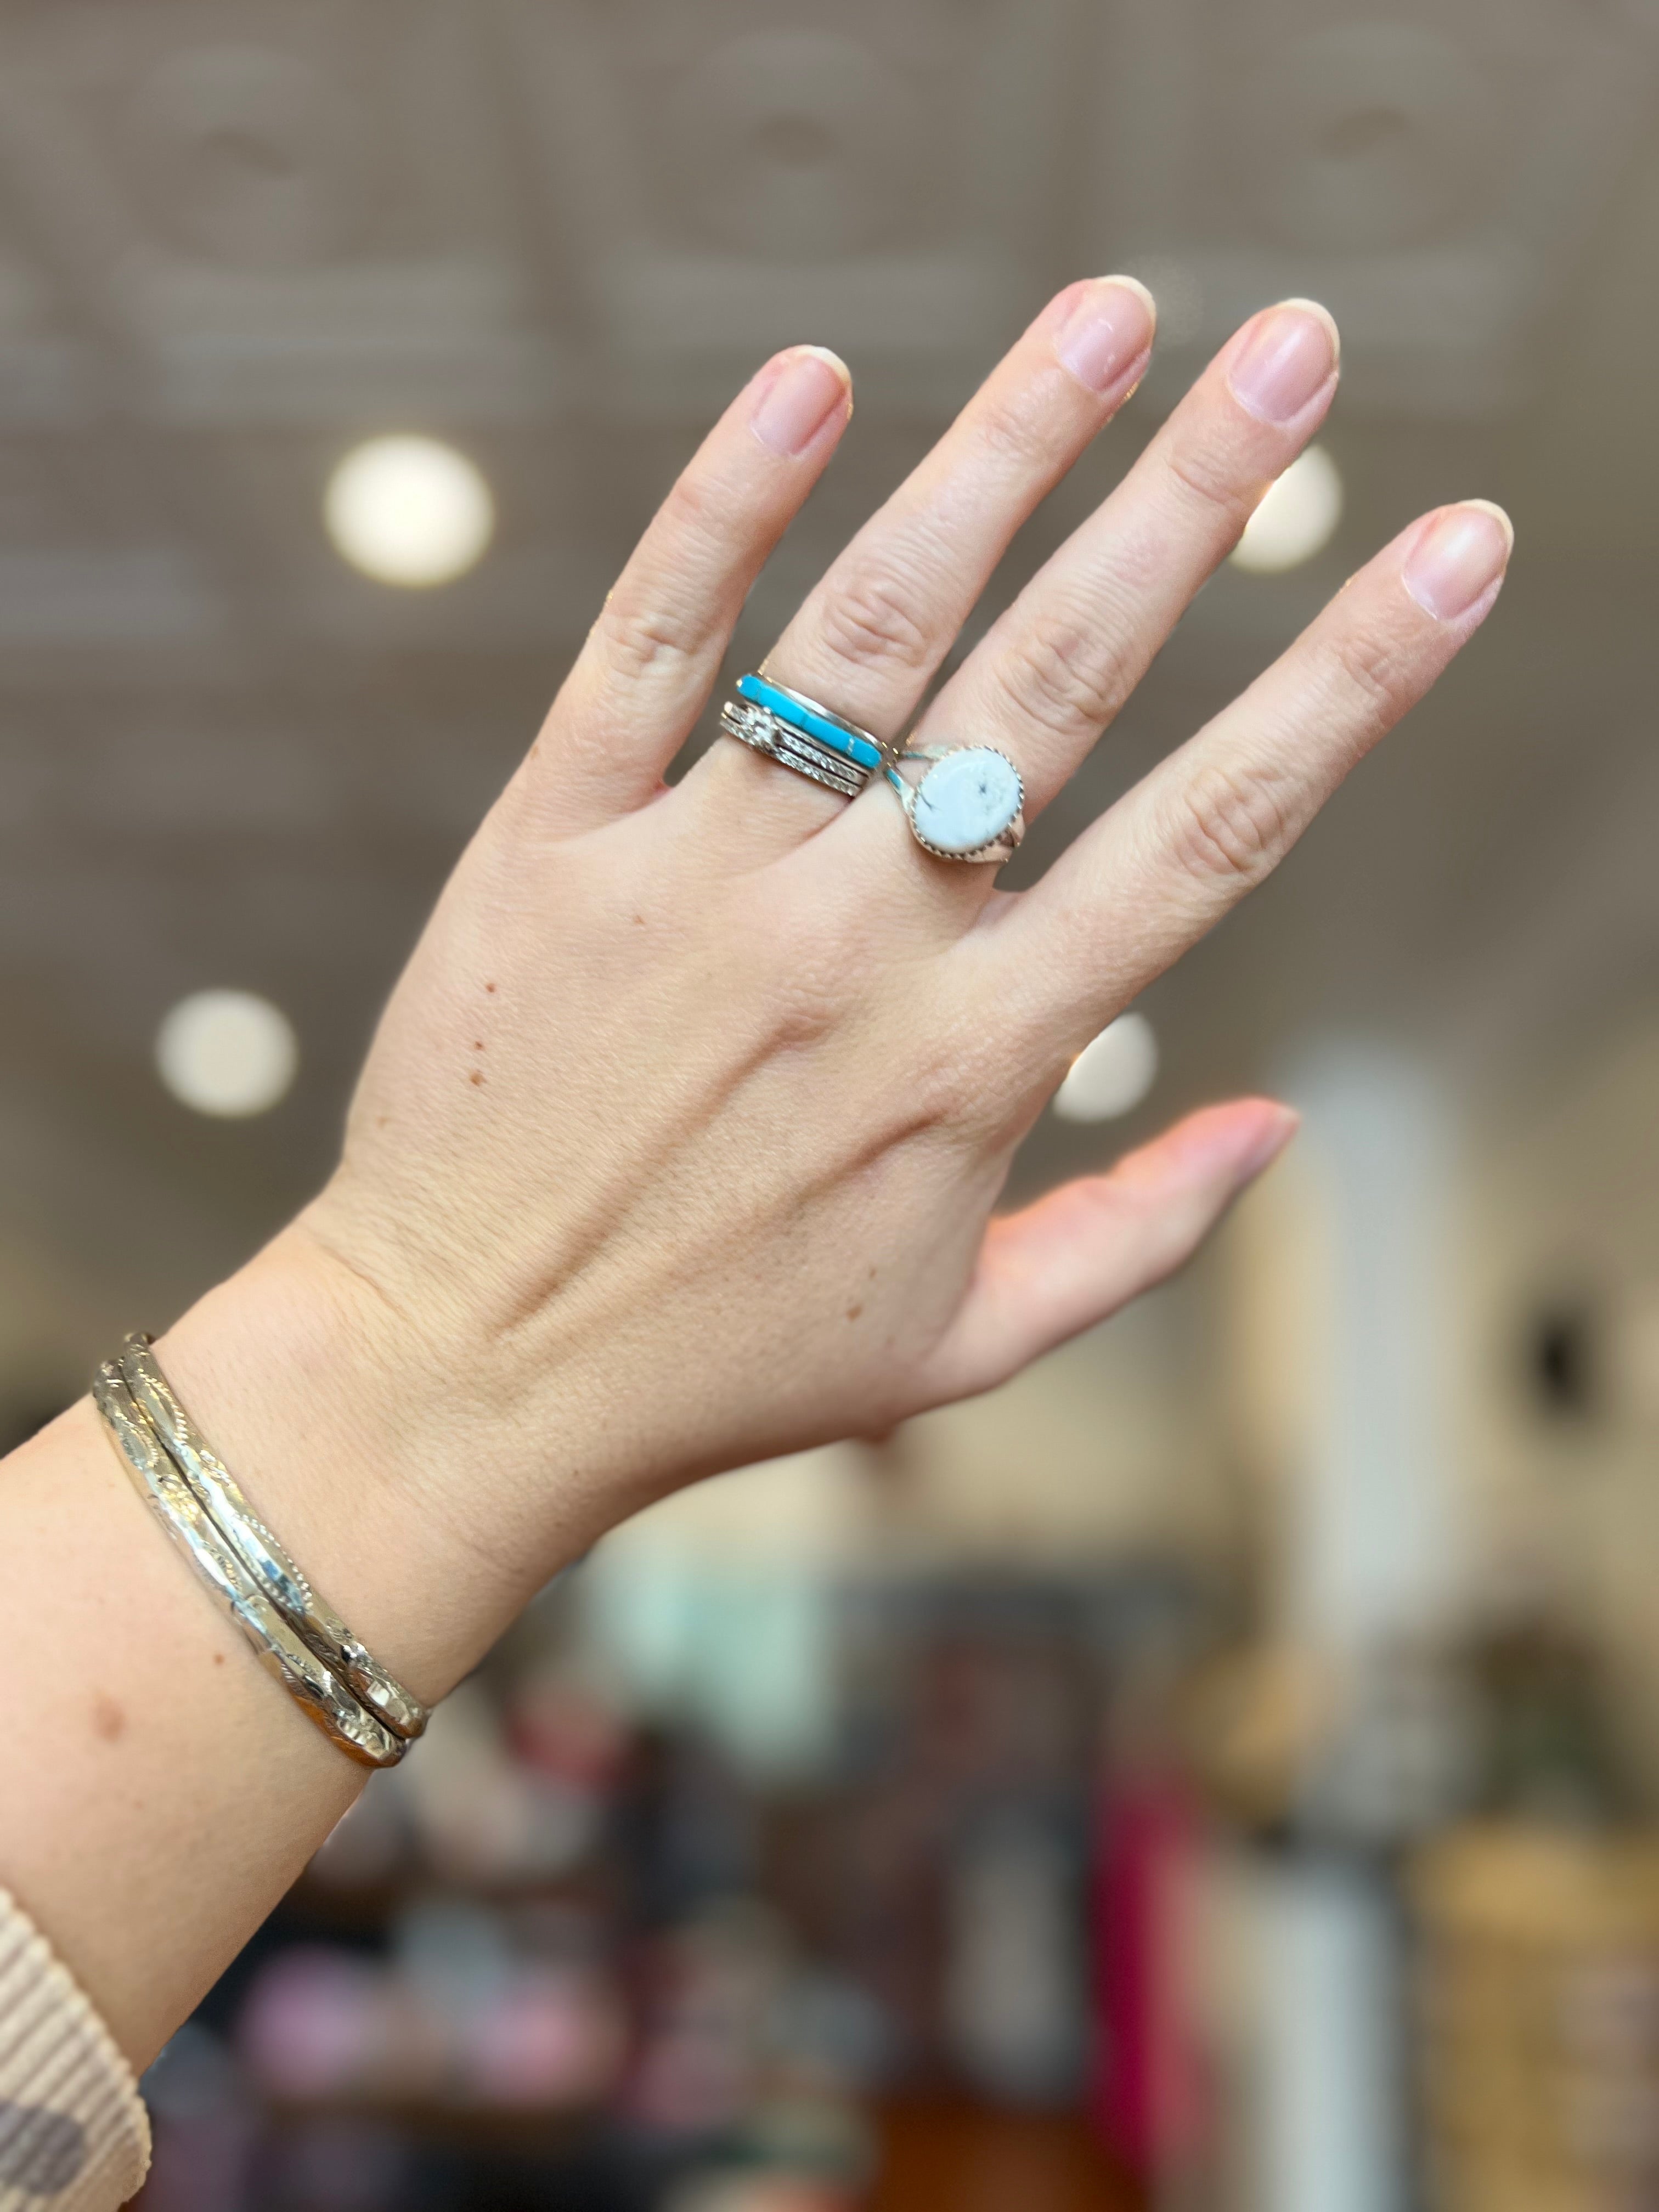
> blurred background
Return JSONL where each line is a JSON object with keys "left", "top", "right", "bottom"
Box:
{"left": 3, "top": 1, "right": 1657, "bottom": 2207}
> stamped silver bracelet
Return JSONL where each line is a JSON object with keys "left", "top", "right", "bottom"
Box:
{"left": 92, "top": 1362, "right": 406, "bottom": 1767}
{"left": 115, "top": 1334, "right": 428, "bottom": 1745}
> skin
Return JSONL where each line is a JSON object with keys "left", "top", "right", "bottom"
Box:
{"left": 0, "top": 283, "right": 1510, "bottom": 2069}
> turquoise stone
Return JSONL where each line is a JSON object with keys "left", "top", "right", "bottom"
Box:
{"left": 911, "top": 748, "right": 1022, "bottom": 855}
{"left": 737, "top": 674, "right": 883, "bottom": 771}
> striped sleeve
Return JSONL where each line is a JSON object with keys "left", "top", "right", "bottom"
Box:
{"left": 0, "top": 1889, "right": 149, "bottom": 2212}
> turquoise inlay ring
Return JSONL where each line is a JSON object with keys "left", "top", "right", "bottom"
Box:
{"left": 738, "top": 675, "right": 890, "bottom": 772}
{"left": 718, "top": 670, "right": 1025, "bottom": 868}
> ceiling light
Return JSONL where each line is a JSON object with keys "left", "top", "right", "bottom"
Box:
{"left": 1053, "top": 1012, "right": 1159, "bottom": 1122}
{"left": 1229, "top": 444, "right": 1343, "bottom": 574}
{"left": 324, "top": 435, "right": 494, "bottom": 588}
{"left": 156, "top": 990, "right": 297, "bottom": 1118}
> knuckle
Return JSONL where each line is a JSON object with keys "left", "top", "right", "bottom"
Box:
{"left": 1164, "top": 435, "right": 1254, "bottom": 523}
{"left": 1171, "top": 758, "right": 1291, "bottom": 886}
{"left": 905, "top": 997, "right": 1001, "bottom": 1130}
{"left": 759, "top": 905, "right": 859, "bottom": 1045}
{"left": 772, "top": 968, "right": 849, "bottom": 1048}
{"left": 972, "top": 391, "right": 1053, "bottom": 476}
{"left": 996, "top": 610, "right": 1128, "bottom": 742}
{"left": 904, "top": 1039, "right": 972, "bottom": 1130}
{"left": 1326, "top": 622, "right": 1403, "bottom": 720}
{"left": 660, "top": 463, "right": 740, "bottom": 548}
{"left": 812, "top": 557, "right": 935, "bottom": 675}
{"left": 588, "top": 464, "right": 746, "bottom": 682}
{"left": 595, "top": 588, "right": 704, "bottom": 684}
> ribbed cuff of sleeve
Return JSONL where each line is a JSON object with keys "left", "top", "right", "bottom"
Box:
{"left": 0, "top": 1888, "right": 150, "bottom": 2211}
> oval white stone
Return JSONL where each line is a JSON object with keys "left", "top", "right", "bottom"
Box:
{"left": 911, "top": 748, "right": 1022, "bottom": 855}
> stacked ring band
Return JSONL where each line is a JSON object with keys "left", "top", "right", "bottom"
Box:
{"left": 720, "top": 670, "right": 1025, "bottom": 866}
{"left": 93, "top": 1334, "right": 427, "bottom": 1767}
{"left": 719, "top": 673, "right": 893, "bottom": 798}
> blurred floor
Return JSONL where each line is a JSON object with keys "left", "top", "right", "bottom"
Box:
{"left": 866, "top": 2101, "right": 1139, "bottom": 2212}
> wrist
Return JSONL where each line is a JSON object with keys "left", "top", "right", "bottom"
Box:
{"left": 153, "top": 1218, "right": 563, "bottom": 1704}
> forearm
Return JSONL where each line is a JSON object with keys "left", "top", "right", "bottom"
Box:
{"left": 0, "top": 1392, "right": 357, "bottom": 2068}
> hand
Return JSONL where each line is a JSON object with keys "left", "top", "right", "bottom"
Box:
{"left": 164, "top": 282, "right": 1510, "bottom": 1694}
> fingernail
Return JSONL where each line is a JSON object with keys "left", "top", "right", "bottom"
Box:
{"left": 1227, "top": 299, "right": 1340, "bottom": 425}
{"left": 1237, "top": 1103, "right": 1300, "bottom": 1181}
{"left": 1166, "top": 1099, "right": 1299, "bottom": 1184}
{"left": 1403, "top": 500, "right": 1514, "bottom": 621}
{"left": 751, "top": 346, "right": 851, "bottom": 458}
{"left": 1053, "top": 275, "right": 1156, "bottom": 395}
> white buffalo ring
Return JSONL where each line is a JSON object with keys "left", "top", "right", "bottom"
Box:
{"left": 887, "top": 746, "right": 1025, "bottom": 866}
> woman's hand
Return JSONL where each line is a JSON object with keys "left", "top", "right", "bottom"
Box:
{"left": 164, "top": 281, "right": 1510, "bottom": 1696}
{"left": 1, "top": 281, "right": 1510, "bottom": 2069}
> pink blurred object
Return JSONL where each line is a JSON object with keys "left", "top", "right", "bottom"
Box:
{"left": 507, "top": 1671, "right": 629, "bottom": 1792}
{"left": 238, "top": 1950, "right": 387, "bottom": 2101}
{"left": 1091, "top": 1777, "right": 1205, "bottom": 2179}
{"left": 239, "top": 1949, "right": 447, "bottom": 2105}
{"left": 459, "top": 1967, "right": 625, "bottom": 2108}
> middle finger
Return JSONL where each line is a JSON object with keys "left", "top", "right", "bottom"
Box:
{"left": 904, "top": 300, "right": 1340, "bottom": 827}
{"left": 685, "top": 275, "right": 1156, "bottom": 846}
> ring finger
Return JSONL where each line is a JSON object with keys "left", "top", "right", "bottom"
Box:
{"left": 685, "top": 275, "right": 1157, "bottom": 847}
{"left": 848, "top": 299, "right": 1339, "bottom": 885}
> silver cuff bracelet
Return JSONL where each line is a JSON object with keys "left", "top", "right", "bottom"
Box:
{"left": 92, "top": 1336, "right": 427, "bottom": 1768}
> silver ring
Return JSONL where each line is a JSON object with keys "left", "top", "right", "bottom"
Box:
{"left": 720, "top": 698, "right": 866, "bottom": 797}
{"left": 719, "top": 673, "right": 894, "bottom": 797}
{"left": 886, "top": 746, "right": 1025, "bottom": 866}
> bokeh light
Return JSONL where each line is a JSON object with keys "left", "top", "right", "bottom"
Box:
{"left": 1230, "top": 444, "right": 1343, "bottom": 573}
{"left": 324, "top": 435, "right": 494, "bottom": 588}
{"left": 1052, "top": 1012, "right": 1159, "bottom": 1121}
{"left": 155, "top": 990, "right": 298, "bottom": 1118}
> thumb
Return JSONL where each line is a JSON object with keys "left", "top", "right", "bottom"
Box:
{"left": 915, "top": 1097, "right": 1297, "bottom": 1408}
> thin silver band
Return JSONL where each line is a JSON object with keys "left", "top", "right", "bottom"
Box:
{"left": 117, "top": 1334, "right": 427, "bottom": 1743}
{"left": 719, "top": 697, "right": 867, "bottom": 797}
{"left": 92, "top": 1364, "right": 406, "bottom": 1768}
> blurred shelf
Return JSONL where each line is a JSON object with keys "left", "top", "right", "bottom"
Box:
{"left": 263, "top": 2093, "right": 603, "bottom": 2149}
{"left": 283, "top": 1867, "right": 613, "bottom": 1931}
{"left": 866, "top": 2100, "right": 1141, "bottom": 2212}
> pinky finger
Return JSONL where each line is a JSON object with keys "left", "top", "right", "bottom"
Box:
{"left": 913, "top": 1098, "right": 1297, "bottom": 1408}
